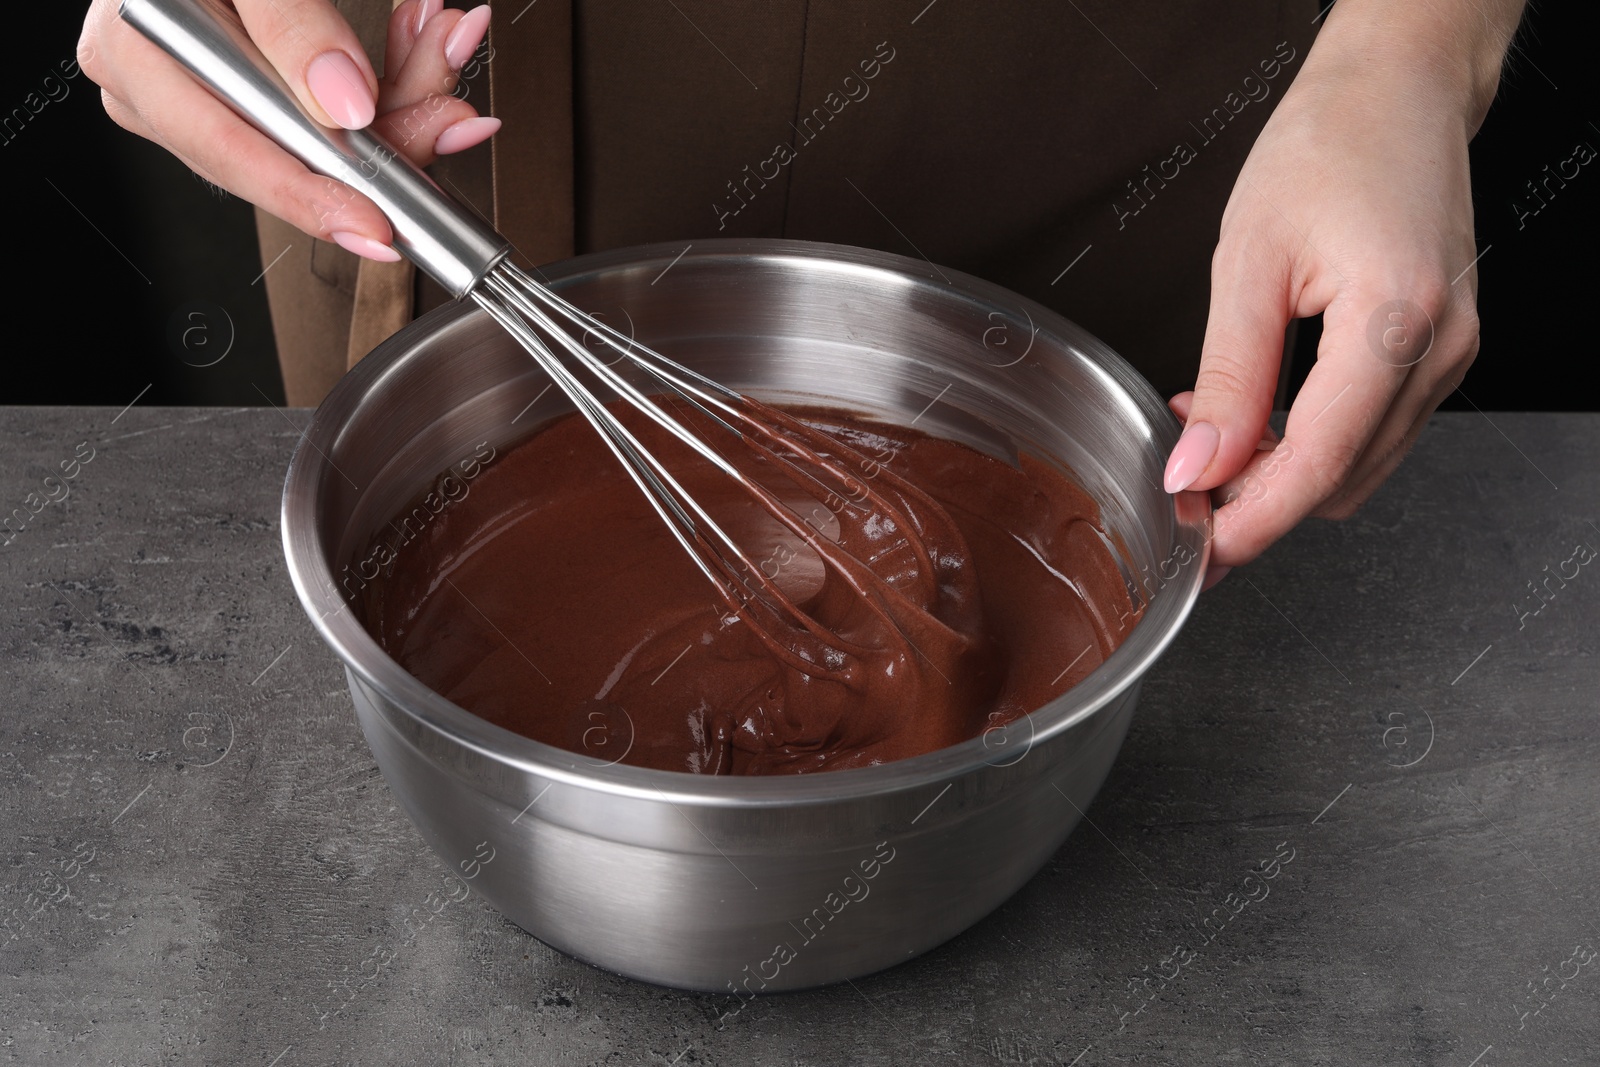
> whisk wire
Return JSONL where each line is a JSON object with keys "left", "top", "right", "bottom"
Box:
{"left": 483, "top": 269, "right": 744, "bottom": 479}
{"left": 475, "top": 268, "right": 864, "bottom": 667}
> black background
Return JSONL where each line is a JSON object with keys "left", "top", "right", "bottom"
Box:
{"left": 4, "top": 2, "right": 1594, "bottom": 410}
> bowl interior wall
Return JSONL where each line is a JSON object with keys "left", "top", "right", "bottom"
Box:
{"left": 325, "top": 255, "right": 1179, "bottom": 621}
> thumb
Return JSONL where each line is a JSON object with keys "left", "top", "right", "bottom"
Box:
{"left": 1164, "top": 237, "right": 1291, "bottom": 494}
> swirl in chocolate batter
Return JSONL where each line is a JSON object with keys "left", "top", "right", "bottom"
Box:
{"left": 355, "top": 404, "right": 1140, "bottom": 775}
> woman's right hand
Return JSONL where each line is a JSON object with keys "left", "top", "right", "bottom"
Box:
{"left": 79, "top": 0, "right": 498, "bottom": 261}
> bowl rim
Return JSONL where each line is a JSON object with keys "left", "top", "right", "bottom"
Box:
{"left": 281, "top": 237, "right": 1211, "bottom": 809}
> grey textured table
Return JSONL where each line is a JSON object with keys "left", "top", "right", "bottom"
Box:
{"left": 2, "top": 407, "right": 1596, "bottom": 1066}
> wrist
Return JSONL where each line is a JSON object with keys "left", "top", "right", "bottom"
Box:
{"left": 1305, "top": 0, "right": 1524, "bottom": 135}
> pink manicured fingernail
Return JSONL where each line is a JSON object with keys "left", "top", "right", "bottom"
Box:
{"left": 307, "top": 51, "right": 375, "bottom": 129}
{"left": 444, "top": 5, "right": 492, "bottom": 70}
{"left": 435, "top": 115, "right": 501, "bottom": 154}
{"left": 1163, "top": 421, "right": 1219, "bottom": 494}
{"left": 331, "top": 231, "right": 401, "bottom": 262}
{"left": 1202, "top": 564, "right": 1232, "bottom": 591}
{"left": 414, "top": 0, "right": 442, "bottom": 34}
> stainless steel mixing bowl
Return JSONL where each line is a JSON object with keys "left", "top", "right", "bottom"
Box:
{"left": 281, "top": 239, "right": 1210, "bottom": 993}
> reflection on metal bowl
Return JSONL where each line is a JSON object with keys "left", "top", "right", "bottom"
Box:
{"left": 281, "top": 239, "right": 1210, "bottom": 992}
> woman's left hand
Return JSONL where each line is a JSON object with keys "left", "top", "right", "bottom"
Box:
{"left": 1165, "top": 0, "right": 1523, "bottom": 587}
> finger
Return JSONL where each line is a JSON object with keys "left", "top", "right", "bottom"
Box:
{"left": 1170, "top": 386, "right": 1268, "bottom": 591}
{"left": 88, "top": 0, "right": 394, "bottom": 253}
{"left": 1176, "top": 386, "right": 1282, "bottom": 511}
{"left": 385, "top": 6, "right": 468, "bottom": 104}
{"left": 1169, "top": 391, "right": 1280, "bottom": 449}
{"left": 1310, "top": 393, "right": 1431, "bottom": 520}
{"left": 99, "top": 85, "right": 148, "bottom": 138}
{"left": 232, "top": 0, "right": 378, "bottom": 129}
{"left": 375, "top": 6, "right": 495, "bottom": 164}
{"left": 78, "top": 0, "right": 115, "bottom": 77}
{"left": 102, "top": 86, "right": 228, "bottom": 194}
{"left": 1315, "top": 326, "right": 1477, "bottom": 518}
{"left": 373, "top": 100, "right": 495, "bottom": 165}
{"left": 1208, "top": 286, "right": 1431, "bottom": 565}
{"left": 1208, "top": 433, "right": 1290, "bottom": 543}
{"left": 98, "top": 42, "right": 395, "bottom": 254}
{"left": 443, "top": 6, "right": 493, "bottom": 72}
{"left": 385, "top": 0, "right": 441, "bottom": 74}
{"left": 1163, "top": 212, "right": 1295, "bottom": 495}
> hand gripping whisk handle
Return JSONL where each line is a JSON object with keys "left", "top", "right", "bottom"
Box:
{"left": 119, "top": 0, "right": 509, "bottom": 296}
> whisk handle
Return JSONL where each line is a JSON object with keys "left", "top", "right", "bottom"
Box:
{"left": 119, "top": 0, "right": 509, "bottom": 297}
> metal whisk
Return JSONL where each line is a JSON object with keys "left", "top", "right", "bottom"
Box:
{"left": 470, "top": 260, "right": 964, "bottom": 671}
{"left": 124, "top": 0, "right": 966, "bottom": 670}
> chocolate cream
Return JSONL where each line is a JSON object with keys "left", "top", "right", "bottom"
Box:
{"left": 355, "top": 403, "right": 1140, "bottom": 775}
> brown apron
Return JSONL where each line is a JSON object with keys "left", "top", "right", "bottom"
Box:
{"left": 259, "top": 0, "right": 1319, "bottom": 407}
